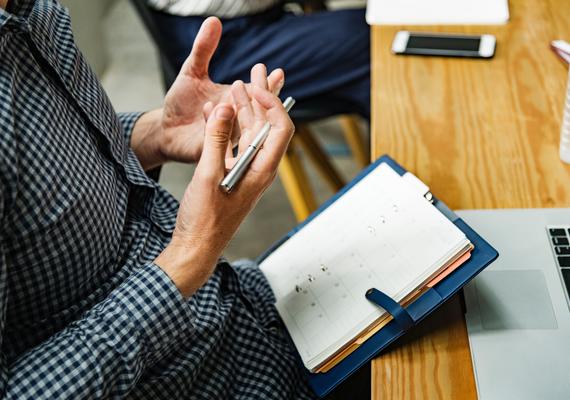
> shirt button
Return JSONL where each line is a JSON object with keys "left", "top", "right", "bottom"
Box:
{"left": 265, "top": 320, "right": 282, "bottom": 334}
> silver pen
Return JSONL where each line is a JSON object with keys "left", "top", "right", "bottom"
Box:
{"left": 220, "top": 96, "right": 296, "bottom": 193}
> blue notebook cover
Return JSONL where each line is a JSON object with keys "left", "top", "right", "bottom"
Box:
{"left": 257, "top": 155, "right": 499, "bottom": 397}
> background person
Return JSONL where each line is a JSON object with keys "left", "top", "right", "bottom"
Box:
{"left": 145, "top": 0, "right": 371, "bottom": 119}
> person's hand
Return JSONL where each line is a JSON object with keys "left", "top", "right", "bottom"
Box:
{"left": 130, "top": 17, "right": 285, "bottom": 170}
{"left": 154, "top": 82, "right": 295, "bottom": 297}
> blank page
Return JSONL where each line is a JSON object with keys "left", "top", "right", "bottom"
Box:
{"left": 260, "top": 163, "right": 469, "bottom": 370}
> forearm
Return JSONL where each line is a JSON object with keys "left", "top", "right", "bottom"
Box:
{"left": 1, "top": 263, "right": 193, "bottom": 399}
{"left": 155, "top": 237, "right": 222, "bottom": 298}
{"left": 128, "top": 108, "right": 166, "bottom": 171}
{"left": 122, "top": 107, "right": 207, "bottom": 170}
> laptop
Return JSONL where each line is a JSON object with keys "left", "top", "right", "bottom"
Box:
{"left": 458, "top": 209, "right": 570, "bottom": 400}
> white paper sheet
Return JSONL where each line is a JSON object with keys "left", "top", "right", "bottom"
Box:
{"left": 366, "top": 0, "right": 509, "bottom": 25}
{"left": 260, "top": 164, "right": 469, "bottom": 370}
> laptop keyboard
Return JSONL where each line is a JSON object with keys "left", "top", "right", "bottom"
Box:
{"left": 547, "top": 226, "right": 570, "bottom": 307}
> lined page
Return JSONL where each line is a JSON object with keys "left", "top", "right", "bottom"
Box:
{"left": 260, "top": 164, "right": 468, "bottom": 370}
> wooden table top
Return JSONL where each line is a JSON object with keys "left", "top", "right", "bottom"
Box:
{"left": 370, "top": 1, "right": 570, "bottom": 398}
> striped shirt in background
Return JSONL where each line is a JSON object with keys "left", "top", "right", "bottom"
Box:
{"left": 146, "top": 0, "right": 281, "bottom": 17}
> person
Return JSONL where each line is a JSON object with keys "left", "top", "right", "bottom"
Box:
{"left": 0, "top": 0, "right": 318, "bottom": 398}
{"left": 145, "top": 0, "right": 371, "bottom": 120}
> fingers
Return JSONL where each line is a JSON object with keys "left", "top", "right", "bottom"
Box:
{"left": 232, "top": 80, "right": 267, "bottom": 157}
{"left": 267, "top": 68, "right": 285, "bottom": 96}
{"left": 250, "top": 63, "right": 270, "bottom": 118}
{"left": 225, "top": 143, "right": 235, "bottom": 160}
{"left": 180, "top": 17, "right": 222, "bottom": 78}
{"left": 251, "top": 63, "right": 269, "bottom": 90}
{"left": 250, "top": 86, "right": 293, "bottom": 130}
{"left": 249, "top": 86, "right": 295, "bottom": 171}
{"left": 199, "top": 104, "right": 235, "bottom": 174}
{"left": 231, "top": 80, "right": 255, "bottom": 128}
{"left": 216, "top": 65, "right": 293, "bottom": 181}
{"left": 204, "top": 101, "right": 236, "bottom": 159}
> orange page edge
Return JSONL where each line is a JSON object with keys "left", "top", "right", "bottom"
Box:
{"left": 315, "top": 249, "right": 473, "bottom": 373}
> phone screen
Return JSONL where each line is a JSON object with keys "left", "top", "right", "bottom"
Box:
{"left": 407, "top": 35, "right": 480, "bottom": 52}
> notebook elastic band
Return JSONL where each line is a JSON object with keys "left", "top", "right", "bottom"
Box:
{"left": 365, "top": 288, "right": 415, "bottom": 331}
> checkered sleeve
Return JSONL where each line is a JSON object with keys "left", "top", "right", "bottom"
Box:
{"left": 0, "top": 188, "right": 8, "bottom": 396}
{"left": 117, "top": 111, "right": 144, "bottom": 146}
{"left": 0, "top": 256, "right": 195, "bottom": 398}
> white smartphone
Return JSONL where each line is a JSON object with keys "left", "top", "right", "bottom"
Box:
{"left": 392, "top": 31, "right": 496, "bottom": 59}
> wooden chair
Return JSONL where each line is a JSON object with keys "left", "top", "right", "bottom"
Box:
{"left": 282, "top": 99, "right": 368, "bottom": 221}
{"left": 278, "top": 0, "right": 368, "bottom": 221}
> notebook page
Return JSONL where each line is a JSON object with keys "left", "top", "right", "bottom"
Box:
{"left": 260, "top": 163, "right": 468, "bottom": 370}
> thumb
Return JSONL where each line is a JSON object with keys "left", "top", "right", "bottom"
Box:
{"left": 199, "top": 104, "right": 235, "bottom": 172}
{"left": 180, "top": 17, "right": 222, "bottom": 78}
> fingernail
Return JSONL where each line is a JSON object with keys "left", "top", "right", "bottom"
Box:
{"left": 216, "top": 106, "right": 234, "bottom": 120}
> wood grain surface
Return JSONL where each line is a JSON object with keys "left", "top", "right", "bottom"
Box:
{"left": 370, "top": 0, "right": 570, "bottom": 398}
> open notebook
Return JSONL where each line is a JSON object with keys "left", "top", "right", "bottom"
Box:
{"left": 260, "top": 163, "right": 472, "bottom": 372}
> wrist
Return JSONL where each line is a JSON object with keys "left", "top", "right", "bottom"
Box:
{"left": 155, "top": 237, "right": 221, "bottom": 298}
{"left": 130, "top": 108, "right": 167, "bottom": 170}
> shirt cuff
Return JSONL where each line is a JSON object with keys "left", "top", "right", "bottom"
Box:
{"left": 117, "top": 111, "right": 144, "bottom": 146}
{"left": 100, "top": 262, "right": 195, "bottom": 365}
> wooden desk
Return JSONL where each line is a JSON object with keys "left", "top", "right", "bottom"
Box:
{"left": 370, "top": 1, "right": 570, "bottom": 398}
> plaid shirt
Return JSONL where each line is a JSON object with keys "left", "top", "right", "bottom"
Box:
{"left": 0, "top": 1, "right": 314, "bottom": 398}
